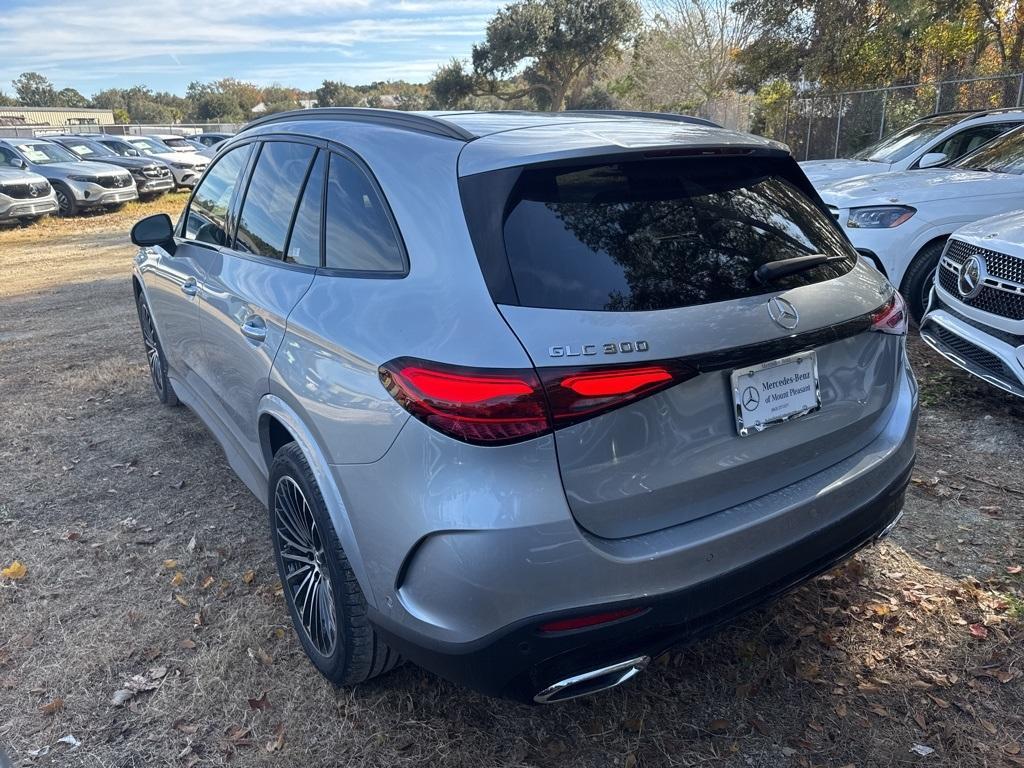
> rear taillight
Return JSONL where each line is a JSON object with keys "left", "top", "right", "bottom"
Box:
{"left": 379, "top": 358, "right": 696, "bottom": 445}
{"left": 870, "top": 291, "right": 908, "bottom": 335}
{"left": 538, "top": 607, "right": 646, "bottom": 633}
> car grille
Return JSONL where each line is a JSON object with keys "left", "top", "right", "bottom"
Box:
{"left": 940, "top": 239, "right": 1024, "bottom": 320}
{"left": 95, "top": 175, "right": 132, "bottom": 189}
{"left": 0, "top": 180, "right": 51, "bottom": 199}
{"left": 142, "top": 166, "right": 171, "bottom": 179}
{"left": 925, "top": 323, "right": 1013, "bottom": 380}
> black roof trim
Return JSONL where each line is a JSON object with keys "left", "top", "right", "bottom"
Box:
{"left": 244, "top": 108, "right": 475, "bottom": 141}
{"left": 565, "top": 109, "right": 721, "bottom": 128}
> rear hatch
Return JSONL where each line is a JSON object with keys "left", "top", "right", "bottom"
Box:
{"left": 459, "top": 149, "right": 904, "bottom": 539}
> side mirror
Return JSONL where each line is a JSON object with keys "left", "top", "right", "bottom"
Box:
{"left": 11, "top": 157, "right": 26, "bottom": 169}
{"left": 918, "top": 152, "right": 947, "bottom": 169}
{"left": 131, "top": 213, "right": 176, "bottom": 254}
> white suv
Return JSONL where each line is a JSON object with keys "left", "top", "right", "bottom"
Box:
{"left": 817, "top": 123, "right": 1024, "bottom": 320}
{"left": 920, "top": 210, "right": 1024, "bottom": 397}
{"left": 802, "top": 108, "right": 1024, "bottom": 186}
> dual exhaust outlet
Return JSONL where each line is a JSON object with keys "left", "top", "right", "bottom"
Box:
{"left": 532, "top": 511, "right": 903, "bottom": 704}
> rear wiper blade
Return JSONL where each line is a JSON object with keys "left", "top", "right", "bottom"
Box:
{"left": 754, "top": 254, "right": 846, "bottom": 284}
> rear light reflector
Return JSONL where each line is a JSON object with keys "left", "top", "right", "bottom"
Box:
{"left": 539, "top": 607, "right": 646, "bottom": 633}
{"left": 870, "top": 291, "right": 908, "bottom": 335}
{"left": 379, "top": 358, "right": 697, "bottom": 444}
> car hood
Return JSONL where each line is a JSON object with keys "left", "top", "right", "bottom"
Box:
{"left": 800, "top": 159, "right": 892, "bottom": 183}
{"left": 85, "top": 155, "right": 157, "bottom": 170}
{"left": 33, "top": 161, "right": 130, "bottom": 177}
{"left": 0, "top": 167, "right": 48, "bottom": 184}
{"left": 152, "top": 151, "right": 206, "bottom": 165}
{"left": 819, "top": 168, "right": 1024, "bottom": 207}
{"left": 948, "top": 208, "right": 1024, "bottom": 254}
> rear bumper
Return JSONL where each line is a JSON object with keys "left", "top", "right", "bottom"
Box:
{"left": 356, "top": 362, "right": 917, "bottom": 701}
{"left": 370, "top": 461, "right": 913, "bottom": 701}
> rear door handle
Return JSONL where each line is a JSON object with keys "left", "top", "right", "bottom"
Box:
{"left": 240, "top": 315, "right": 267, "bottom": 342}
{"left": 181, "top": 277, "right": 198, "bottom": 297}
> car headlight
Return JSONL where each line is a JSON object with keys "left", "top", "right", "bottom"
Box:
{"left": 67, "top": 174, "right": 97, "bottom": 182}
{"left": 169, "top": 162, "right": 193, "bottom": 170}
{"left": 847, "top": 205, "right": 916, "bottom": 229}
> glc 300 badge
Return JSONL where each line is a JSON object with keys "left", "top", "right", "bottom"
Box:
{"left": 549, "top": 340, "right": 650, "bottom": 358}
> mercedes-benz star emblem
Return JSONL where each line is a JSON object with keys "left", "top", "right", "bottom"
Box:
{"left": 741, "top": 385, "right": 760, "bottom": 412}
{"left": 29, "top": 185, "right": 39, "bottom": 198}
{"left": 767, "top": 296, "right": 800, "bottom": 330}
{"left": 957, "top": 255, "right": 986, "bottom": 299}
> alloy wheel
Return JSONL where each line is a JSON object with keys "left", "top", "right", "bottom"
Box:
{"left": 138, "top": 299, "right": 166, "bottom": 399}
{"left": 274, "top": 476, "right": 338, "bottom": 657}
{"left": 55, "top": 188, "right": 70, "bottom": 215}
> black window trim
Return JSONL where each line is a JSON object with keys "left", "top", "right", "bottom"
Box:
{"left": 315, "top": 141, "right": 410, "bottom": 280}
{"left": 175, "top": 136, "right": 259, "bottom": 247}
{"left": 282, "top": 148, "right": 325, "bottom": 268}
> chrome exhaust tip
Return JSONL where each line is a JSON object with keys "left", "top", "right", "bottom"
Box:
{"left": 533, "top": 655, "right": 650, "bottom": 704}
{"left": 875, "top": 510, "right": 904, "bottom": 543}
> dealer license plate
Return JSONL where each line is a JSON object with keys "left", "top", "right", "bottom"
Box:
{"left": 731, "top": 351, "right": 820, "bottom": 437}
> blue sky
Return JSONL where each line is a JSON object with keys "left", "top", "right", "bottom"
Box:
{"left": 0, "top": 0, "right": 506, "bottom": 97}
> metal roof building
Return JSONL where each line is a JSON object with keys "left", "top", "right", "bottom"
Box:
{"left": 0, "top": 106, "right": 116, "bottom": 129}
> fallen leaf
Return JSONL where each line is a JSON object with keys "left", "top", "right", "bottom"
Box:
{"left": 1, "top": 561, "right": 27, "bottom": 580}
{"left": 969, "top": 623, "right": 989, "bottom": 640}
{"left": 174, "top": 594, "right": 189, "bottom": 608}
{"left": 200, "top": 576, "right": 214, "bottom": 591}
{"left": 163, "top": 559, "right": 177, "bottom": 570}
{"left": 111, "top": 689, "right": 134, "bottom": 707}
{"left": 266, "top": 723, "right": 285, "bottom": 752}
{"left": 56, "top": 735, "right": 80, "bottom": 750}
{"left": 1007, "top": 565, "right": 1022, "bottom": 575}
{"left": 706, "top": 718, "right": 730, "bottom": 734}
{"left": 622, "top": 717, "right": 643, "bottom": 733}
{"left": 910, "top": 744, "right": 935, "bottom": 757}
{"left": 178, "top": 638, "right": 197, "bottom": 651}
{"left": 39, "top": 698, "right": 64, "bottom": 716}
{"left": 173, "top": 721, "right": 200, "bottom": 735}
{"left": 226, "top": 725, "right": 252, "bottom": 747}
{"left": 248, "top": 692, "right": 270, "bottom": 711}
{"left": 980, "top": 719, "right": 998, "bottom": 735}
{"left": 624, "top": 754, "right": 637, "bottom": 768}
{"left": 243, "top": 569, "right": 256, "bottom": 585}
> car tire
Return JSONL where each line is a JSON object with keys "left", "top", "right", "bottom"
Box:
{"left": 52, "top": 182, "right": 78, "bottom": 217}
{"left": 268, "top": 442, "right": 400, "bottom": 686}
{"left": 901, "top": 239, "right": 946, "bottom": 323}
{"left": 135, "top": 290, "right": 179, "bottom": 407}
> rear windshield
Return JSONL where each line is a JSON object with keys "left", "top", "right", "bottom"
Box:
{"left": 497, "top": 157, "right": 856, "bottom": 312}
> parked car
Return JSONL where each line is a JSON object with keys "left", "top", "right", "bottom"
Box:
{"left": 190, "top": 131, "right": 233, "bottom": 148}
{"left": 0, "top": 137, "right": 137, "bottom": 216}
{"left": 802, "top": 108, "right": 1024, "bottom": 186}
{"left": 817, "top": 123, "right": 1024, "bottom": 321}
{"left": 920, "top": 209, "right": 1024, "bottom": 397}
{"left": 0, "top": 165, "right": 58, "bottom": 224}
{"left": 51, "top": 135, "right": 174, "bottom": 200}
{"left": 129, "top": 108, "right": 917, "bottom": 703}
{"left": 148, "top": 133, "right": 203, "bottom": 153}
{"left": 90, "top": 135, "right": 208, "bottom": 189}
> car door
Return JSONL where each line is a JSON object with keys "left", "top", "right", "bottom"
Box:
{"left": 197, "top": 138, "right": 320, "bottom": 466}
{"left": 146, "top": 142, "right": 254, "bottom": 383}
{"left": 915, "top": 122, "right": 1021, "bottom": 167}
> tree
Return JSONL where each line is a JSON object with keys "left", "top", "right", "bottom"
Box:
{"left": 12, "top": 72, "right": 57, "bottom": 106}
{"left": 314, "top": 80, "right": 361, "bottom": 107}
{"left": 53, "top": 87, "right": 88, "bottom": 108}
{"left": 0, "top": 90, "right": 16, "bottom": 106}
{"left": 435, "top": 0, "right": 641, "bottom": 111}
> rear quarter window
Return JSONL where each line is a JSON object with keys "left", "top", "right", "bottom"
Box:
{"left": 489, "top": 156, "right": 857, "bottom": 312}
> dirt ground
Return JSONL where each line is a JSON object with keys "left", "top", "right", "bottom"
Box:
{"left": 1, "top": 197, "right": 1022, "bottom": 768}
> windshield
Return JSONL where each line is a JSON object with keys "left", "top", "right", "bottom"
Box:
{"left": 128, "top": 137, "right": 171, "bottom": 155}
{"left": 852, "top": 116, "right": 961, "bottom": 163}
{"left": 62, "top": 139, "right": 116, "bottom": 159}
{"left": 493, "top": 156, "right": 857, "bottom": 312}
{"left": 14, "top": 141, "right": 78, "bottom": 165}
{"left": 161, "top": 137, "right": 192, "bottom": 149}
{"left": 950, "top": 125, "right": 1024, "bottom": 174}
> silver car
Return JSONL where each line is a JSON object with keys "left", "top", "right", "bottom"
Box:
{"left": 129, "top": 109, "right": 918, "bottom": 703}
{"left": 0, "top": 165, "right": 58, "bottom": 223}
{"left": 0, "top": 138, "right": 137, "bottom": 216}
{"left": 93, "top": 135, "right": 208, "bottom": 190}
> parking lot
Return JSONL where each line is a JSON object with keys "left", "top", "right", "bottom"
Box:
{"left": 1, "top": 198, "right": 1022, "bottom": 767}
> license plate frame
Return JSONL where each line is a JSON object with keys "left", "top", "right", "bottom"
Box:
{"left": 731, "top": 351, "right": 821, "bottom": 437}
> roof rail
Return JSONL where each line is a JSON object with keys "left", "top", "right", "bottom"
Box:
{"left": 565, "top": 109, "right": 721, "bottom": 128}
{"left": 921, "top": 108, "right": 982, "bottom": 119}
{"left": 244, "top": 107, "right": 475, "bottom": 141}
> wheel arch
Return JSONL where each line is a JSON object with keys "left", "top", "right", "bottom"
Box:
{"left": 903, "top": 233, "right": 951, "bottom": 287}
{"left": 257, "top": 394, "right": 376, "bottom": 607}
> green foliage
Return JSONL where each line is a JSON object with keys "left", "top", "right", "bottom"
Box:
{"left": 12, "top": 72, "right": 57, "bottom": 106}
{"left": 433, "top": 0, "right": 641, "bottom": 111}
{"left": 53, "top": 87, "right": 88, "bottom": 108}
{"left": 0, "top": 90, "right": 16, "bottom": 107}
{"left": 315, "top": 80, "right": 361, "bottom": 107}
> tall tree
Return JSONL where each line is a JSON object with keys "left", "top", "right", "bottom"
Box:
{"left": 12, "top": 72, "right": 57, "bottom": 106}
{"left": 431, "top": 0, "right": 642, "bottom": 111}
{"left": 314, "top": 80, "right": 362, "bottom": 107}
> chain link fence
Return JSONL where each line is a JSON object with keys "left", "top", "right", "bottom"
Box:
{"left": 764, "top": 72, "right": 1024, "bottom": 160}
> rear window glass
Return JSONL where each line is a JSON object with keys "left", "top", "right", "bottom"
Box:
{"left": 501, "top": 158, "right": 857, "bottom": 312}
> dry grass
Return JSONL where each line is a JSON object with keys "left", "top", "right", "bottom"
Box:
{"left": 0, "top": 208, "right": 1022, "bottom": 768}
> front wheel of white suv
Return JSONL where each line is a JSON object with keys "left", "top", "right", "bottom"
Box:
{"left": 902, "top": 239, "right": 946, "bottom": 323}
{"left": 268, "top": 443, "right": 400, "bottom": 686}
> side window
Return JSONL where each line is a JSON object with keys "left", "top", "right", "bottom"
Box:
{"left": 324, "top": 153, "right": 405, "bottom": 273}
{"left": 0, "top": 145, "right": 19, "bottom": 166}
{"left": 235, "top": 141, "right": 315, "bottom": 259}
{"left": 929, "top": 123, "right": 1016, "bottom": 163}
{"left": 184, "top": 144, "right": 253, "bottom": 245}
{"left": 285, "top": 151, "right": 325, "bottom": 267}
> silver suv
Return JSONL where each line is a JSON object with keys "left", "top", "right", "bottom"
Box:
{"left": 0, "top": 165, "right": 58, "bottom": 224}
{"left": 129, "top": 109, "right": 918, "bottom": 703}
{"left": 0, "top": 138, "right": 137, "bottom": 216}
